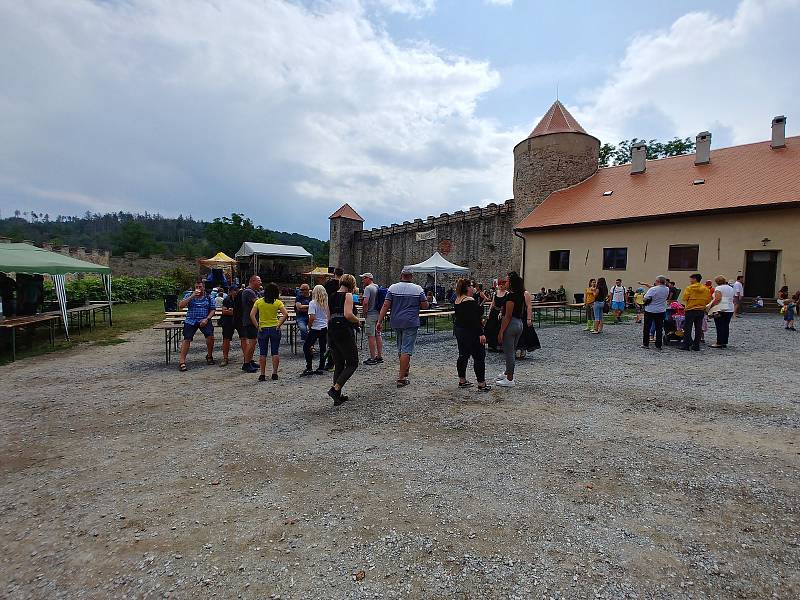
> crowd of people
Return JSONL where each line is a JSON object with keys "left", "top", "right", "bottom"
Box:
{"left": 177, "top": 264, "right": 795, "bottom": 404}
{"left": 177, "top": 266, "right": 547, "bottom": 403}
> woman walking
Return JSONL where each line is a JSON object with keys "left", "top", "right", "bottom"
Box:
{"left": 592, "top": 277, "right": 609, "bottom": 334}
{"left": 453, "top": 279, "right": 491, "bottom": 392}
{"left": 327, "top": 274, "right": 360, "bottom": 405}
{"left": 484, "top": 276, "right": 508, "bottom": 352}
{"left": 706, "top": 275, "right": 735, "bottom": 348}
{"left": 496, "top": 271, "right": 525, "bottom": 388}
{"left": 301, "top": 284, "right": 329, "bottom": 376}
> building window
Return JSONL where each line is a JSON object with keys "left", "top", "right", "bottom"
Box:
{"left": 668, "top": 244, "right": 699, "bottom": 270}
{"left": 549, "top": 250, "right": 570, "bottom": 271}
{"left": 603, "top": 247, "right": 627, "bottom": 270}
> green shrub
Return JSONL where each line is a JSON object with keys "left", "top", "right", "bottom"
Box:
{"left": 44, "top": 275, "right": 183, "bottom": 304}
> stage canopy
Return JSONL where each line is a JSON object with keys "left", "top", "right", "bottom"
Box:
{"left": 0, "top": 243, "right": 112, "bottom": 339}
{"left": 235, "top": 243, "right": 312, "bottom": 260}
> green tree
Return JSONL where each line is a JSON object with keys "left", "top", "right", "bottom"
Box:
{"left": 204, "top": 213, "right": 273, "bottom": 257}
{"left": 600, "top": 136, "right": 696, "bottom": 167}
{"left": 113, "top": 221, "right": 164, "bottom": 257}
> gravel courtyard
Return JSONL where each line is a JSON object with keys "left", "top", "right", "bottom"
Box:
{"left": 1, "top": 314, "right": 798, "bottom": 599}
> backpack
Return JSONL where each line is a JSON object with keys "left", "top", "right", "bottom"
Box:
{"left": 374, "top": 285, "right": 388, "bottom": 309}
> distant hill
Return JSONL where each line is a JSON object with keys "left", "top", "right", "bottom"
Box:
{"left": 0, "top": 211, "right": 329, "bottom": 265}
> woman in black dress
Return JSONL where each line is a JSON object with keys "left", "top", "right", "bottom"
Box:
{"left": 453, "top": 278, "right": 490, "bottom": 392}
{"left": 484, "top": 276, "right": 508, "bottom": 353}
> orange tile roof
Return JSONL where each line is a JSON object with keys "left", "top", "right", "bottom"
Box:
{"left": 516, "top": 136, "right": 800, "bottom": 230}
{"left": 529, "top": 100, "right": 587, "bottom": 137}
{"left": 329, "top": 203, "right": 364, "bottom": 221}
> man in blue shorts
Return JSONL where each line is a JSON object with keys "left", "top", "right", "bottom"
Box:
{"left": 177, "top": 280, "right": 216, "bottom": 371}
{"left": 609, "top": 278, "right": 627, "bottom": 324}
{"left": 377, "top": 267, "right": 428, "bottom": 387}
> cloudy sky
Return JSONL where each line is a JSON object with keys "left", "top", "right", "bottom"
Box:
{"left": 1, "top": 0, "right": 798, "bottom": 238}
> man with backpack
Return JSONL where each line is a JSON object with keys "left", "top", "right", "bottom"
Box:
{"left": 609, "top": 278, "right": 627, "bottom": 324}
{"left": 361, "top": 272, "right": 384, "bottom": 365}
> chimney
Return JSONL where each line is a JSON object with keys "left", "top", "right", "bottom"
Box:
{"left": 771, "top": 115, "right": 786, "bottom": 149}
{"left": 695, "top": 131, "right": 711, "bottom": 165}
{"left": 631, "top": 142, "right": 647, "bottom": 174}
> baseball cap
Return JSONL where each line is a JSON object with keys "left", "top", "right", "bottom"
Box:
{"left": 401, "top": 267, "right": 413, "bottom": 275}
{"left": 360, "top": 272, "right": 374, "bottom": 279}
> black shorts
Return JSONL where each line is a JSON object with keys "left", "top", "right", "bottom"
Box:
{"left": 243, "top": 324, "right": 258, "bottom": 339}
{"left": 222, "top": 320, "right": 244, "bottom": 340}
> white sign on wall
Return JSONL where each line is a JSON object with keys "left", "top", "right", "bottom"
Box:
{"left": 416, "top": 229, "right": 436, "bottom": 241}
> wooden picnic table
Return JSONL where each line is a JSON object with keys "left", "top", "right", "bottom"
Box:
{"left": 0, "top": 313, "right": 60, "bottom": 362}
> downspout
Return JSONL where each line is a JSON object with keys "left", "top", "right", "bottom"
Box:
{"left": 513, "top": 228, "right": 526, "bottom": 287}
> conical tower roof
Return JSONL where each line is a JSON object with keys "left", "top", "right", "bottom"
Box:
{"left": 529, "top": 100, "right": 587, "bottom": 137}
{"left": 329, "top": 203, "right": 364, "bottom": 222}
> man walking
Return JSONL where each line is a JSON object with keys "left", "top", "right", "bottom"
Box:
{"left": 377, "top": 267, "right": 428, "bottom": 387}
{"left": 609, "top": 278, "right": 626, "bottom": 324}
{"left": 361, "top": 272, "right": 384, "bottom": 365}
{"left": 733, "top": 275, "right": 745, "bottom": 318}
{"left": 240, "top": 275, "right": 261, "bottom": 373}
{"left": 681, "top": 273, "right": 712, "bottom": 351}
{"left": 295, "top": 283, "right": 311, "bottom": 342}
{"left": 641, "top": 276, "right": 669, "bottom": 350}
{"left": 177, "top": 280, "right": 216, "bottom": 371}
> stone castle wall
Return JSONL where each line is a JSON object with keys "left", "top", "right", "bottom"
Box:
{"left": 350, "top": 200, "right": 516, "bottom": 287}
{"left": 108, "top": 252, "right": 198, "bottom": 277}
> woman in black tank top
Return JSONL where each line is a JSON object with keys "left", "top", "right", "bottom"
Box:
{"left": 326, "top": 274, "right": 360, "bottom": 406}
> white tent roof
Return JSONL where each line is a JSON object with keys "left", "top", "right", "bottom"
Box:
{"left": 403, "top": 252, "right": 470, "bottom": 274}
{"left": 235, "top": 242, "right": 312, "bottom": 259}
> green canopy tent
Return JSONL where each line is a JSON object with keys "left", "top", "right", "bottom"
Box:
{"left": 0, "top": 243, "right": 112, "bottom": 340}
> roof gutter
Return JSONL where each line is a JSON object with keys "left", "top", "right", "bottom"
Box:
{"left": 513, "top": 228, "right": 526, "bottom": 287}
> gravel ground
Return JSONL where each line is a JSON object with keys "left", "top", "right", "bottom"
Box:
{"left": 1, "top": 314, "right": 798, "bottom": 599}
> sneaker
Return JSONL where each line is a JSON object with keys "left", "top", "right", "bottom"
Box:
{"left": 250, "top": 360, "right": 258, "bottom": 369}
{"left": 496, "top": 378, "right": 515, "bottom": 388}
{"left": 363, "top": 358, "right": 378, "bottom": 365}
{"left": 300, "top": 369, "right": 314, "bottom": 377}
{"left": 271, "top": 373, "right": 278, "bottom": 381}
{"left": 375, "top": 357, "right": 384, "bottom": 363}
{"left": 314, "top": 368, "right": 326, "bottom": 375}
{"left": 243, "top": 363, "right": 259, "bottom": 373}
{"left": 496, "top": 371, "right": 506, "bottom": 380}
{"left": 258, "top": 374, "right": 266, "bottom": 382}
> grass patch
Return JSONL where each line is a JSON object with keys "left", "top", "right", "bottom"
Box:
{"left": 0, "top": 300, "right": 164, "bottom": 364}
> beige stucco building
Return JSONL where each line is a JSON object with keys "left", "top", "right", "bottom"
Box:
{"left": 515, "top": 109, "right": 798, "bottom": 300}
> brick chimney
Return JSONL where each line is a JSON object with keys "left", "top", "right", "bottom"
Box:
{"left": 695, "top": 131, "right": 711, "bottom": 165}
{"left": 631, "top": 142, "right": 647, "bottom": 174}
{"left": 771, "top": 115, "right": 786, "bottom": 149}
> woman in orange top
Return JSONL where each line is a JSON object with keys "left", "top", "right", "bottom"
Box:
{"left": 584, "top": 278, "right": 596, "bottom": 331}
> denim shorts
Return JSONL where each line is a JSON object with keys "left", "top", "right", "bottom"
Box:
{"left": 257, "top": 327, "right": 281, "bottom": 356}
{"left": 183, "top": 321, "right": 214, "bottom": 340}
{"left": 593, "top": 300, "right": 605, "bottom": 320}
{"left": 395, "top": 327, "right": 419, "bottom": 356}
{"left": 611, "top": 301, "right": 625, "bottom": 311}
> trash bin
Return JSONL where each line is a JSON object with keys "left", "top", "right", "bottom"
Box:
{"left": 164, "top": 294, "right": 178, "bottom": 312}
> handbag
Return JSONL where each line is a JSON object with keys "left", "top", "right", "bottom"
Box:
{"left": 602, "top": 301, "right": 610, "bottom": 314}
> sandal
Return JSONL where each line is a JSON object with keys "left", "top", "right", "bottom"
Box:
{"left": 179, "top": 363, "right": 187, "bottom": 372}
{"left": 206, "top": 355, "right": 215, "bottom": 365}
{"left": 458, "top": 381, "right": 473, "bottom": 389}
{"left": 396, "top": 379, "right": 409, "bottom": 388}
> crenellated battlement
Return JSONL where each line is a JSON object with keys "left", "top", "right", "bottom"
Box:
{"left": 358, "top": 199, "right": 514, "bottom": 240}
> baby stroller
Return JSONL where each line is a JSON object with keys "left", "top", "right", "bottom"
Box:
{"left": 663, "top": 302, "right": 685, "bottom": 346}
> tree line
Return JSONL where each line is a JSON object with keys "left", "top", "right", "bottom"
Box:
{"left": 0, "top": 211, "right": 329, "bottom": 265}
{"left": 599, "top": 137, "right": 696, "bottom": 167}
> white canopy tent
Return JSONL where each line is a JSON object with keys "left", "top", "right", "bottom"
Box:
{"left": 234, "top": 243, "right": 313, "bottom": 260}
{"left": 403, "top": 252, "right": 470, "bottom": 298}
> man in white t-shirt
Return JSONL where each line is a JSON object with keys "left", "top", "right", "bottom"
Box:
{"left": 733, "top": 275, "right": 744, "bottom": 318}
{"left": 609, "top": 278, "right": 627, "bottom": 324}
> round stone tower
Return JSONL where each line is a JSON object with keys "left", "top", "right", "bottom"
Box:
{"left": 512, "top": 100, "right": 600, "bottom": 268}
